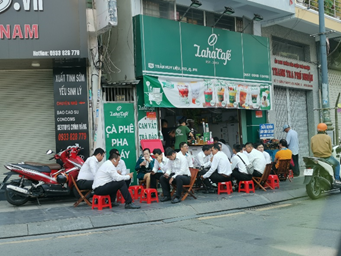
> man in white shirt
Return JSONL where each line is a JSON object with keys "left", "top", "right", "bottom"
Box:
{"left": 231, "top": 144, "right": 253, "bottom": 186}
{"left": 283, "top": 124, "right": 300, "bottom": 176}
{"left": 179, "top": 142, "right": 194, "bottom": 168}
{"left": 194, "top": 145, "right": 212, "bottom": 169}
{"left": 245, "top": 142, "right": 266, "bottom": 177}
{"left": 159, "top": 147, "right": 191, "bottom": 204}
{"left": 214, "top": 137, "right": 232, "bottom": 160}
{"left": 150, "top": 148, "right": 169, "bottom": 190}
{"left": 110, "top": 148, "right": 130, "bottom": 187}
{"left": 92, "top": 151, "right": 140, "bottom": 209}
{"left": 76, "top": 148, "right": 105, "bottom": 190}
{"left": 255, "top": 143, "right": 272, "bottom": 164}
{"left": 201, "top": 143, "right": 232, "bottom": 194}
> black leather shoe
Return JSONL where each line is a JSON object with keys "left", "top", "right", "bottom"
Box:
{"left": 125, "top": 203, "right": 141, "bottom": 209}
{"left": 111, "top": 202, "right": 120, "bottom": 207}
{"left": 160, "top": 196, "right": 171, "bottom": 202}
{"left": 171, "top": 197, "right": 181, "bottom": 204}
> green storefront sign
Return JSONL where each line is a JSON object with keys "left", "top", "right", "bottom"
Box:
{"left": 104, "top": 103, "right": 137, "bottom": 185}
{"left": 134, "top": 15, "right": 271, "bottom": 82}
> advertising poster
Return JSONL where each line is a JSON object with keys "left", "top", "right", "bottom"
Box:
{"left": 104, "top": 103, "right": 137, "bottom": 185}
{"left": 53, "top": 67, "right": 89, "bottom": 158}
{"left": 144, "top": 76, "right": 271, "bottom": 110}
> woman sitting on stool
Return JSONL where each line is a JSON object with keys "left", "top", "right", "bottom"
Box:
{"left": 135, "top": 148, "right": 155, "bottom": 188}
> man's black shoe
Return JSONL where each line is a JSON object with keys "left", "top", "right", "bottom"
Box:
{"left": 171, "top": 197, "right": 181, "bottom": 204}
{"left": 125, "top": 203, "right": 141, "bottom": 209}
{"left": 112, "top": 202, "right": 120, "bottom": 207}
{"left": 160, "top": 196, "right": 171, "bottom": 202}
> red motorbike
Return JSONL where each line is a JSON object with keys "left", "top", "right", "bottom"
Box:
{"left": 0, "top": 144, "right": 84, "bottom": 206}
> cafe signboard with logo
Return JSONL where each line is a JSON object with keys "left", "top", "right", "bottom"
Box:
{"left": 104, "top": 103, "right": 137, "bottom": 184}
{"left": 134, "top": 15, "right": 272, "bottom": 110}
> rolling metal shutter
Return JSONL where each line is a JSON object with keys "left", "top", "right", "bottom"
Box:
{"left": 274, "top": 86, "right": 309, "bottom": 168}
{"left": 0, "top": 70, "right": 55, "bottom": 181}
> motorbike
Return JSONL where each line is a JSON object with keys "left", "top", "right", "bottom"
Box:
{"left": 303, "top": 145, "right": 341, "bottom": 199}
{"left": 0, "top": 144, "right": 84, "bottom": 206}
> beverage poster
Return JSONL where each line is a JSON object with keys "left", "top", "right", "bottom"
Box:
{"left": 143, "top": 75, "right": 272, "bottom": 110}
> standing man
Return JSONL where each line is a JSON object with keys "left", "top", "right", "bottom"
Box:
{"left": 92, "top": 151, "right": 140, "bottom": 209}
{"left": 311, "top": 123, "right": 341, "bottom": 184}
{"left": 245, "top": 142, "right": 266, "bottom": 177}
{"left": 159, "top": 148, "right": 191, "bottom": 204}
{"left": 174, "top": 117, "right": 193, "bottom": 151}
{"left": 201, "top": 143, "right": 232, "bottom": 193}
{"left": 76, "top": 148, "right": 105, "bottom": 190}
{"left": 179, "top": 142, "right": 194, "bottom": 168}
{"left": 283, "top": 124, "right": 300, "bottom": 177}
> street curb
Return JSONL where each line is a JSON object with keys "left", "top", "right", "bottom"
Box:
{"left": 0, "top": 187, "right": 308, "bottom": 239}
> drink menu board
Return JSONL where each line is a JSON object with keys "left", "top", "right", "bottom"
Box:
{"left": 53, "top": 67, "right": 89, "bottom": 159}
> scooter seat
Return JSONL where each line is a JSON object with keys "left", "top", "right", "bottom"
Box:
{"left": 24, "top": 162, "right": 62, "bottom": 170}
{"left": 14, "top": 164, "right": 52, "bottom": 173}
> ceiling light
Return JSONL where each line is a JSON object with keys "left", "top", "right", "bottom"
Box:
{"left": 253, "top": 14, "right": 263, "bottom": 21}
{"left": 179, "top": 0, "right": 202, "bottom": 21}
{"left": 31, "top": 61, "right": 40, "bottom": 67}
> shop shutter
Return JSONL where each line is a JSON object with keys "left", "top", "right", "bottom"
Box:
{"left": 288, "top": 89, "right": 309, "bottom": 168}
{"left": 274, "top": 86, "right": 288, "bottom": 140}
{"left": 0, "top": 70, "right": 55, "bottom": 181}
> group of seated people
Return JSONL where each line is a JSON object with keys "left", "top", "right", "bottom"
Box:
{"left": 75, "top": 138, "right": 292, "bottom": 209}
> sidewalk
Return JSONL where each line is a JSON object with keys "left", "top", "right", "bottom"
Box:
{"left": 0, "top": 177, "right": 307, "bottom": 239}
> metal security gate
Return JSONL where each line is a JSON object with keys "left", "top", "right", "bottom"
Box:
{"left": 0, "top": 70, "right": 56, "bottom": 180}
{"left": 274, "top": 86, "right": 309, "bottom": 168}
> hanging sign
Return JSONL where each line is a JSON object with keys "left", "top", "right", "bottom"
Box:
{"left": 144, "top": 76, "right": 271, "bottom": 110}
{"left": 259, "top": 123, "right": 275, "bottom": 139}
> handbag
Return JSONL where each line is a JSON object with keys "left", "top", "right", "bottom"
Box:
{"left": 237, "top": 154, "right": 254, "bottom": 175}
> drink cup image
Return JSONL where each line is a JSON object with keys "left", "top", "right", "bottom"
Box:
{"left": 227, "top": 85, "right": 237, "bottom": 107}
{"left": 239, "top": 90, "right": 247, "bottom": 107}
{"left": 204, "top": 88, "right": 213, "bottom": 106}
{"left": 261, "top": 92, "right": 269, "bottom": 107}
{"left": 177, "top": 83, "right": 189, "bottom": 104}
{"left": 190, "top": 82, "right": 201, "bottom": 105}
{"left": 217, "top": 87, "right": 225, "bottom": 103}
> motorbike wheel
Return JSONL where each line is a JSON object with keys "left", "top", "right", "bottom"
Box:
{"left": 5, "top": 181, "right": 29, "bottom": 206}
{"left": 306, "top": 176, "right": 322, "bottom": 200}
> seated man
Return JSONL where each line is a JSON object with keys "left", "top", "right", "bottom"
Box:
{"left": 214, "top": 137, "right": 232, "bottom": 160}
{"left": 245, "top": 142, "right": 266, "bottom": 177}
{"left": 159, "top": 147, "right": 191, "bottom": 204}
{"left": 150, "top": 148, "right": 169, "bottom": 190}
{"left": 179, "top": 142, "right": 194, "bottom": 168}
{"left": 76, "top": 148, "right": 105, "bottom": 190}
{"left": 110, "top": 148, "right": 130, "bottom": 188}
{"left": 201, "top": 143, "right": 232, "bottom": 193}
{"left": 231, "top": 144, "right": 253, "bottom": 186}
{"left": 273, "top": 139, "right": 292, "bottom": 172}
{"left": 194, "top": 145, "right": 212, "bottom": 169}
{"left": 255, "top": 143, "right": 272, "bottom": 164}
{"left": 92, "top": 151, "right": 140, "bottom": 209}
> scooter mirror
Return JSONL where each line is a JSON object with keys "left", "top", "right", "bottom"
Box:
{"left": 46, "top": 149, "right": 54, "bottom": 155}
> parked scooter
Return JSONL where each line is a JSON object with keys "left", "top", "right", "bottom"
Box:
{"left": 0, "top": 144, "right": 84, "bottom": 206}
{"left": 303, "top": 145, "right": 341, "bottom": 199}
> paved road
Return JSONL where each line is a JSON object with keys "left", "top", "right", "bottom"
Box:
{"left": 1, "top": 193, "right": 340, "bottom": 256}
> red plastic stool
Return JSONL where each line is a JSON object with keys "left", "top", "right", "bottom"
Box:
{"left": 266, "top": 175, "right": 280, "bottom": 189}
{"left": 140, "top": 188, "right": 159, "bottom": 204}
{"left": 116, "top": 189, "right": 134, "bottom": 204}
{"left": 92, "top": 195, "right": 112, "bottom": 210}
{"left": 238, "top": 180, "right": 255, "bottom": 193}
{"left": 129, "top": 185, "right": 144, "bottom": 200}
{"left": 217, "top": 181, "right": 233, "bottom": 195}
{"left": 288, "top": 170, "right": 294, "bottom": 179}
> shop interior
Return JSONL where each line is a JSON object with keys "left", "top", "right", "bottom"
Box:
{"left": 160, "top": 108, "right": 241, "bottom": 148}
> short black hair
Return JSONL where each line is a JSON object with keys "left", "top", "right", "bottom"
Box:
{"left": 161, "top": 119, "right": 168, "bottom": 126}
{"left": 153, "top": 148, "right": 162, "bottom": 155}
{"left": 202, "top": 145, "right": 212, "bottom": 152}
{"left": 279, "top": 139, "right": 288, "bottom": 147}
{"left": 213, "top": 137, "right": 219, "bottom": 142}
{"left": 93, "top": 148, "right": 105, "bottom": 156}
{"left": 109, "top": 151, "right": 119, "bottom": 160}
{"left": 245, "top": 142, "right": 254, "bottom": 147}
{"left": 165, "top": 147, "right": 175, "bottom": 156}
{"left": 219, "top": 139, "right": 226, "bottom": 144}
{"left": 109, "top": 148, "right": 120, "bottom": 156}
{"left": 179, "top": 117, "right": 187, "bottom": 124}
{"left": 212, "top": 143, "right": 221, "bottom": 151}
{"left": 233, "top": 144, "right": 242, "bottom": 152}
{"left": 143, "top": 148, "right": 151, "bottom": 153}
{"left": 253, "top": 142, "right": 262, "bottom": 149}
{"left": 179, "top": 142, "right": 187, "bottom": 149}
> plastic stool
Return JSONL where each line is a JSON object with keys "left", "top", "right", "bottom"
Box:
{"left": 92, "top": 195, "right": 112, "bottom": 210}
{"left": 238, "top": 180, "right": 255, "bottom": 193}
{"left": 116, "top": 189, "right": 135, "bottom": 204}
{"left": 129, "top": 185, "right": 144, "bottom": 200}
{"left": 217, "top": 181, "right": 233, "bottom": 195}
{"left": 288, "top": 170, "right": 294, "bottom": 179}
{"left": 267, "top": 175, "right": 280, "bottom": 189}
{"left": 140, "top": 188, "right": 159, "bottom": 204}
